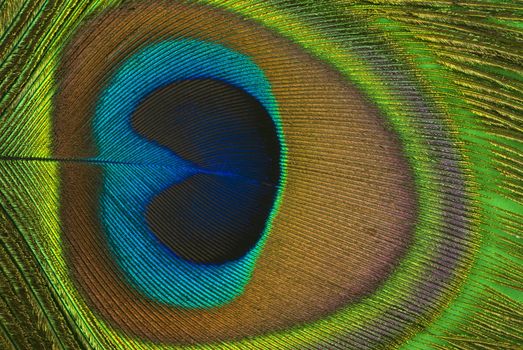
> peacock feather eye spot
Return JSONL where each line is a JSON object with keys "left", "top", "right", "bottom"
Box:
{"left": 131, "top": 78, "right": 282, "bottom": 264}
{"left": 2, "top": 0, "right": 521, "bottom": 348}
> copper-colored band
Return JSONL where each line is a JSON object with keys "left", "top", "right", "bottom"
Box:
{"left": 55, "top": 1, "right": 416, "bottom": 344}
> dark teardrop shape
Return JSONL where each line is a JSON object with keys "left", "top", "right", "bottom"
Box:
{"left": 131, "top": 79, "right": 281, "bottom": 264}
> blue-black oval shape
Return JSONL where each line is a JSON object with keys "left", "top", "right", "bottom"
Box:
{"left": 131, "top": 78, "right": 281, "bottom": 264}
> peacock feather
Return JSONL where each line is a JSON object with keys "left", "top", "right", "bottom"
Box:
{"left": 1, "top": 0, "right": 521, "bottom": 349}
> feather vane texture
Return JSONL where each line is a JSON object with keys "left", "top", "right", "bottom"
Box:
{"left": 1, "top": 0, "right": 522, "bottom": 349}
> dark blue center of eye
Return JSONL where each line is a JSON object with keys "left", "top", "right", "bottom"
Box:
{"left": 131, "top": 79, "right": 281, "bottom": 264}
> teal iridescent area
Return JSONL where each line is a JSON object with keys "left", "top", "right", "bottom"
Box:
{"left": 92, "top": 39, "right": 285, "bottom": 308}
